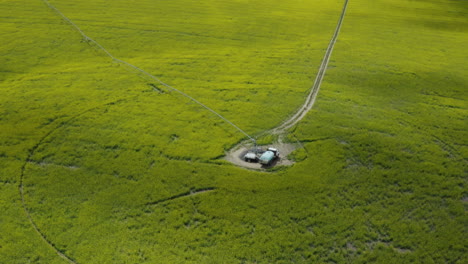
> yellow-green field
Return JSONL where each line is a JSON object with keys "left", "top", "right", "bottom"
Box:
{"left": 0, "top": 0, "right": 466, "bottom": 263}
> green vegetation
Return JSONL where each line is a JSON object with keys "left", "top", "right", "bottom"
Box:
{"left": 0, "top": 0, "right": 466, "bottom": 263}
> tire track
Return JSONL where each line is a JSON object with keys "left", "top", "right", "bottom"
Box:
{"left": 272, "top": 0, "right": 349, "bottom": 135}
{"left": 41, "top": 0, "right": 255, "bottom": 144}
{"left": 145, "top": 187, "right": 216, "bottom": 206}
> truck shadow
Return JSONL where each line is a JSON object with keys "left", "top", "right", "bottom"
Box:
{"left": 260, "top": 157, "right": 281, "bottom": 169}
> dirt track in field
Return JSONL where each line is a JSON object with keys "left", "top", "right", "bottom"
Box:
{"left": 271, "top": 0, "right": 348, "bottom": 135}
{"left": 225, "top": 0, "right": 349, "bottom": 169}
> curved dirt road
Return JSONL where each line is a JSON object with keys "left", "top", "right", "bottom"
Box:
{"left": 272, "top": 0, "right": 349, "bottom": 135}
{"left": 226, "top": 0, "right": 349, "bottom": 168}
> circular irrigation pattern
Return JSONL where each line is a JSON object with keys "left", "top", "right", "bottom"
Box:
{"left": 19, "top": 94, "right": 235, "bottom": 263}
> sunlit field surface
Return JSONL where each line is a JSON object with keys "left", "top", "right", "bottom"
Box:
{"left": 0, "top": 0, "right": 466, "bottom": 263}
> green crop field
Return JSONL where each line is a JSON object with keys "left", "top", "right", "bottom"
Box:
{"left": 0, "top": 0, "right": 466, "bottom": 263}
